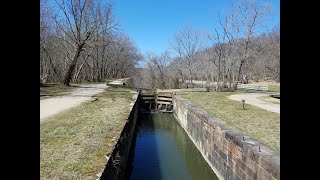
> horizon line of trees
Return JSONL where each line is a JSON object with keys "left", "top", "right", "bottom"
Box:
{"left": 41, "top": 0, "right": 280, "bottom": 90}
{"left": 134, "top": 0, "right": 280, "bottom": 91}
{"left": 40, "top": 0, "right": 142, "bottom": 85}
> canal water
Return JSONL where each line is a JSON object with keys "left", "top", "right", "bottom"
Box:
{"left": 126, "top": 113, "right": 219, "bottom": 180}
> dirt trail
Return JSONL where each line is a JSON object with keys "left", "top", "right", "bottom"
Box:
{"left": 40, "top": 83, "right": 108, "bottom": 121}
{"left": 228, "top": 93, "right": 280, "bottom": 113}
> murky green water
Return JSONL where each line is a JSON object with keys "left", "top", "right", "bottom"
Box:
{"left": 126, "top": 113, "right": 219, "bottom": 180}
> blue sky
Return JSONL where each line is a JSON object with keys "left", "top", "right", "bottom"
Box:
{"left": 113, "top": 0, "right": 280, "bottom": 56}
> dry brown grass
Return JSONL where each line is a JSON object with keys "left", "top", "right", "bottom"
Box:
{"left": 40, "top": 87, "right": 132, "bottom": 179}
{"left": 40, "top": 83, "right": 78, "bottom": 100}
{"left": 181, "top": 92, "right": 280, "bottom": 150}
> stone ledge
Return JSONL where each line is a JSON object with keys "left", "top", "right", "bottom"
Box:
{"left": 173, "top": 95, "right": 280, "bottom": 180}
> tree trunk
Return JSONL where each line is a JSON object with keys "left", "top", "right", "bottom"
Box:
{"left": 222, "top": 60, "right": 226, "bottom": 88}
{"left": 63, "top": 43, "right": 84, "bottom": 85}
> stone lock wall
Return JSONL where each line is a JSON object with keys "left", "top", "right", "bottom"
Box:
{"left": 173, "top": 95, "right": 280, "bottom": 180}
{"left": 100, "top": 93, "right": 140, "bottom": 180}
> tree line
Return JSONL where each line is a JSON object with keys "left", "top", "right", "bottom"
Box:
{"left": 40, "top": 0, "right": 279, "bottom": 90}
{"left": 40, "top": 0, "right": 142, "bottom": 85}
{"left": 135, "top": 0, "right": 280, "bottom": 91}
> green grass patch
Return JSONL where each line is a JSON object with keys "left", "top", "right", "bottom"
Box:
{"left": 236, "top": 89, "right": 261, "bottom": 93}
{"left": 268, "top": 85, "right": 280, "bottom": 92}
{"left": 40, "top": 87, "right": 133, "bottom": 179}
{"left": 181, "top": 92, "right": 280, "bottom": 150}
{"left": 257, "top": 96, "right": 280, "bottom": 104}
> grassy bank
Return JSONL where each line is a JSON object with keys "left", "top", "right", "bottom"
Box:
{"left": 268, "top": 85, "right": 280, "bottom": 92}
{"left": 40, "top": 80, "right": 115, "bottom": 100}
{"left": 181, "top": 92, "right": 280, "bottom": 150}
{"left": 257, "top": 96, "right": 280, "bottom": 104}
{"left": 40, "top": 86, "right": 133, "bottom": 179}
{"left": 40, "top": 83, "right": 78, "bottom": 100}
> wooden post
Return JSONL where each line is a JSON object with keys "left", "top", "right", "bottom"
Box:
{"left": 154, "top": 90, "right": 158, "bottom": 110}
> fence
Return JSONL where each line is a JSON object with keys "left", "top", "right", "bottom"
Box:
{"left": 180, "top": 79, "right": 269, "bottom": 91}
{"left": 237, "top": 84, "right": 268, "bottom": 91}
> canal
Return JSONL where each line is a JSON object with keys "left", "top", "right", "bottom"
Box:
{"left": 126, "top": 113, "right": 219, "bottom": 180}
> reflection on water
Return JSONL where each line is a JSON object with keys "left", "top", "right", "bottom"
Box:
{"left": 126, "top": 113, "right": 219, "bottom": 180}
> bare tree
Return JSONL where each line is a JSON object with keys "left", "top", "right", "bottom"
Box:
{"left": 138, "top": 51, "right": 174, "bottom": 89}
{"left": 228, "top": 0, "right": 271, "bottom": 89}
{"left": 170, "top": 26, "right": 203, "bottom": 87}
{"left": 208, "top": 27, "right": 228, "bottom": 90}
{"left": 53, "top": 0, "right": 118, "bottom": 85}
{"left": 40, "top": 0, "right": 142, "bottom": 85}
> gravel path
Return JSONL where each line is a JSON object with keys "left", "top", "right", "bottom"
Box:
{"left": 40, "top": 83, "right": 108, "bottom": 121}
{"left": 228, "top": 93, "right": 280, "bottom": 113}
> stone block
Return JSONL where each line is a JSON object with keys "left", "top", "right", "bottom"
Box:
{"left": 245, "top": 165, "right": 257, "bottom": 180}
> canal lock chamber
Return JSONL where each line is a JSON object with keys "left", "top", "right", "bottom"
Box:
{"left": 124, "top": 91, "right": 219, "bottom": 179}
{"left": 125, "top": 112, "right": 219, "bottom": 180}
{"left": 100, "top": 91, "right": 280, "bottom": 180}
{"left": 99, "top": 92, "right": 219, "bottom": 180}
